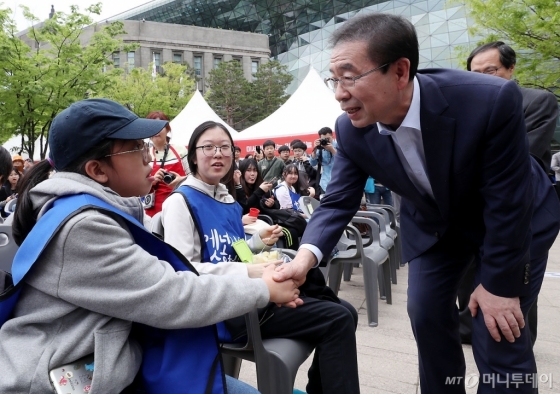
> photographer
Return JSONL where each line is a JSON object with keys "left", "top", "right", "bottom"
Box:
{"left": 144, "top": 111, "right": 190, "bottom": 216}
{"left": 309, "top": 126, "right": 337, "bottom": 197}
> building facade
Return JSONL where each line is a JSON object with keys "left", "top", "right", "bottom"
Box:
{"left": 18, "top": 19, "right": 270, "bottom": 94}
{"left": 109, "top": 0, "right": 474, "bottom": 92}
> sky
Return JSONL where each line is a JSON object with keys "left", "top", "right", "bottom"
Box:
{"left": 10, "top": 0, "right": 152, "bottom": 32}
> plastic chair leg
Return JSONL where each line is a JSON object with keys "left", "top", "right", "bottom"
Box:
{"left": 343, "top": 263, "right": 353, "bottom": 281}
{"left": 328, "top": 262, "right": 343, "bottom": 295}
{"left": 362, "top": 257, "right": 379, "bottom": 327}
{"left": 222, "top": 354, "right": 242, "bottom": 378}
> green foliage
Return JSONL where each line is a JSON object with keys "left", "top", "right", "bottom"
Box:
{"left": 458, "top": 0, "right": 559, "bottom": 98}
{"left": 0, "top": 3, "right": 133, "bottom": 159}
{"left": 99, "top": 62, "right": 195, "bottom": 119}
{"left": 250, "top": 60, "right": 293, "bottom": 124}
{"left": 205, "top": 60, "right": 293, "bottom": 129}
{"left": 205, "top": 61, "right": 252, "bottom": 128}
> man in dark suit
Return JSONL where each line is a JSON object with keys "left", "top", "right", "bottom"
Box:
{"left": 273, "top": 13, "right": 560, "bottom": 393}
{"left": 457, "top": 41, "right": 559, "bottom": 346}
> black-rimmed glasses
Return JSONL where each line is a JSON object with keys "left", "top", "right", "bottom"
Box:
{"left": 324, "top": 63, "right": 389, "bottom": 91}
{"left": 196, "top": 144, "right": 234, "bottom": 157}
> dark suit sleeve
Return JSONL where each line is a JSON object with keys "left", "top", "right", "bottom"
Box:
{"left": 524, "top": 89, "right": 558, "bottom": 166}
{"left": 479, "top": 81, "right": 534, "bottom": 297}
{"left": 300, "top": 117, "right": 369, "bottom": 257}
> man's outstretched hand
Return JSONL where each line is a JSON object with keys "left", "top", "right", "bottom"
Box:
{"left": 469, "top": 284, "right": 524, "bottom": 343}
{"left": 273, "top": 248, "right": 317, "bottom": 288}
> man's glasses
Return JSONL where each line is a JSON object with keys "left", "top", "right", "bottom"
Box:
{"left": 474, "top": 66, "right": 503, "bottom": 75}
{"left": 105, "top": 141, "right": 151, "bottom": 162}
{"left": 196, "top": 144, "right": 234, "bottom": 157}
{"left": 324, "top": 63, "right": 389, "bottom": 91}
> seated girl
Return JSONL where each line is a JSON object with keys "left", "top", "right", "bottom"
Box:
{"left": 0, "top": 99, "right": 300, "bottom": 393}
{"left": 274, "top": 163, "right": 314, "bottom": 217}
{"left": 162, "top": 121, "right": 361, "bottom": 394}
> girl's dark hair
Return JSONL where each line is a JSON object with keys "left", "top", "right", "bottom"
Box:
{"left": 244, "top": 154, "right": 254, "bottom": 160}
{"left": 283, "top": 163, "right": 307, "bottom": 195}
{"left": 12, "top": 140, "right": 114, "bottom": 246}
{"left": 239, "top": 158, "right": 264, "bottom": 199}
{"left": 187, "top": 121, "right": 235, "bottom": 196}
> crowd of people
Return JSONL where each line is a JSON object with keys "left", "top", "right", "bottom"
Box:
{"left": 1, "top": 10, "right": 559, "bottom": 394}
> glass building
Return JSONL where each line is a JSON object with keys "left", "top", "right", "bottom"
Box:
{"left": 114, "top": 0, "right": 474, "bottom": 92}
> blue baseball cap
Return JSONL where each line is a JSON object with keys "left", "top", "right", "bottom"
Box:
{"left": 48, "top": 98, "right": 168, "bottom": 170}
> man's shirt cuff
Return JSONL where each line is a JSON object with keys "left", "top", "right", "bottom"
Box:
{"left": 299, "top": 244, "right": 323, "bottom": 268}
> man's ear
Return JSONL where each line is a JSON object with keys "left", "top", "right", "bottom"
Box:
{"left": 394, "top": 57, "right": 411, "bottom": 90}
{"left": 84, "top": 160, "right": 110, "bottom": 184}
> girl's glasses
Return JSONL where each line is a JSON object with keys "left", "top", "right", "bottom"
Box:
{"left": 105, "top": 141, "right": 151, "bottom": 162}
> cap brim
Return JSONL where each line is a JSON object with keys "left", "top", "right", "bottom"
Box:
{"left": 110, "top": 118, "right": 169, "bottom": 140}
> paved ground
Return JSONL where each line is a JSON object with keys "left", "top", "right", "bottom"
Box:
{"left": 238, "top": 235, "right": 560, "bottom": 393}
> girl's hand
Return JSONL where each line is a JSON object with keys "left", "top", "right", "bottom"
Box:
{"left": 262, "top": 264, "right": 303, "bottom": 307}
{"left": 307, "top": 187, "right": 315, "bottom": 198}
{"left": 259, "top": 224, "right": 282, "bottom": 246}
{"left": 263, "top": 196, "right": 275, "bottom": 208}
{"left": 242, "top": 214, "right": 258, "bottom": 225}
{"left": 233, "top": 169, "right": 242, "bottom": 185}
{"left": 259, "top": 182, "right": 273, "bottom": 192}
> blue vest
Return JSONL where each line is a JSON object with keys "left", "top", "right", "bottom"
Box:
{"left": 274, "top": 183, "right": 302, "bottom": 211}
{"left": 2, "top": 193, "right": 226, "bottom": 394}
{"left": 175, "top": 186, "right": 245, "bottom": 342}
{"left": 176, "top": 186, "right": 244, "bottom": 263}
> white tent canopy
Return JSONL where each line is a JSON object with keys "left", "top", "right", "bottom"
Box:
{"left": 234, "top": 67, "right": 343, "bottom": 141}
{"left": 2, "top": 134, "right": 47, "bottom": 159}
{"left": 170, "top": 90, "right": 237, "bottom": 147}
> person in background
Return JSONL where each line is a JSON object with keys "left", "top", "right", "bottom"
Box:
{"left": 23, "top": 158, "right": 34, "bottom": 173}
{"left": 309, "top": 127, "right": 337, "bottom": 197}
{"left": 258, "top": 139, "right": 285, "bottom": 182}
{"left": 459, "top": 40, "right": 560, "bottom": 346}
{"left": 274, "top": 164, "right": 313, "bottom": 213}
{"left": 0, "top": 167, "right": 21, "bottom": 217}
{"left": 369, "top": 180, "right": 393, "bottom": 206}
{"left": 244, "top": 153, "right": 254, "bottom": 160}
{"left": 278, "top": 145, "right": 292, "bottom": 165}
{"left": 234, "top": 145, "right": 242, "bottom": 169}
{"left": 467, "top": 41, "right": 558, "bottom": 171}
{"left": 12, "top": 155, "right": 24, "bottom": 174}
{"left": 162, "top": 122, "right": 360, "bottom": 394}
{"left": 293, "top": 141, "right": 319, "bottom": 195}
{"left": 254, "top": 147, "right": 264, "bottom": 161}
{"left": 144, "top": 111, "right": 189, "bottom": 217}
{"left": 236, "top": 158, "right": 274, "bottom": 214}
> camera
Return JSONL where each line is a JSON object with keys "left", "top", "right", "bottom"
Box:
{"left": 319, "top": 138, "right": 329, "bottom": 146}
{"left": 162, "top": 171, "right": 176, "bottom": 184}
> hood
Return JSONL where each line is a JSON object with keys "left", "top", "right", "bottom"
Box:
{"left": 31, "top": 172, "right": 146, "bottom": 223}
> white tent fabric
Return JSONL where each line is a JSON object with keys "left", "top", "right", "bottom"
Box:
{"left": 170, "top": 90, "right": 237, "bottom": 147}
{"left": 234, "top": 67, "right": 343, "bottom": 141}
{"left": 2, "top": 134, "right": 47, "bottom": 159}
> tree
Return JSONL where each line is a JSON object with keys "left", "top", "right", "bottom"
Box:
{"left": 205, "top": 61, "right": 253, "bottom": 128}
{"left": 250, "top": 60, "right": 293, "bottom": 124}
{"left": 99, "top": 62, "right": 195, "bottom": 118}
{"left": 0, "top": 4, "right": 133, "bottom": 159}
{"left": 459, "top": 0, "right": 559, "bottom": 98}
{"left": 205, "top": 60, "right": 293, "bottom": 129}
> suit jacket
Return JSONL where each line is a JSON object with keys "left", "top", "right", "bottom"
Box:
{"left": 301, "top": 68, "right": 560, "bottom": 298}
{"left": 520, "top": 87, "right": 559, "bottom": 169}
